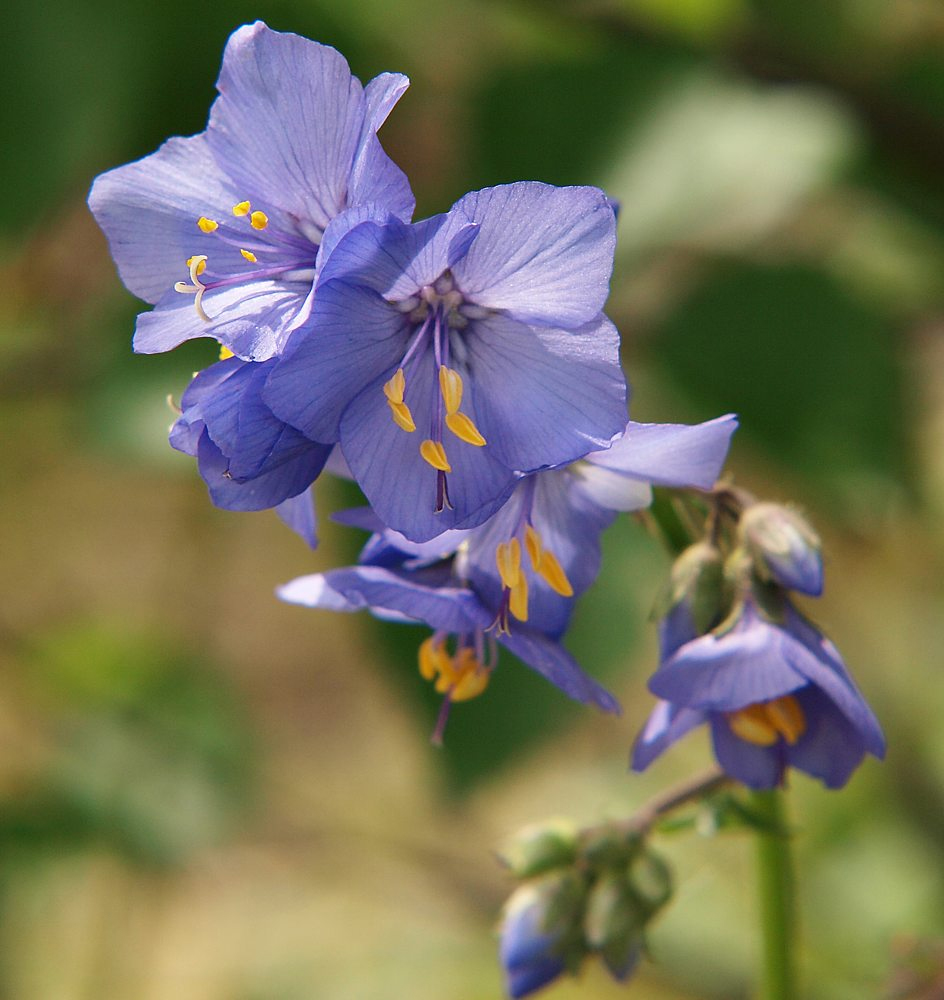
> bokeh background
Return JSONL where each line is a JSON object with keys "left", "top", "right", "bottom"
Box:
{"left": 3, "top": 0, "right": 944, "bottom": 997}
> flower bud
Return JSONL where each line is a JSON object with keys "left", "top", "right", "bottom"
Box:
{"left": 500, "top": 819, "right": 579, "bottom": 879}
{"left": 655, "top": 541, "right": 726, "bottom": 659}
{"left": 739, "top": 502, "right": 823, "bottom": 596}
{"left": 583, "top": 872, "right": 644, "bottom": 981}
{"left": 630, "top": 849, "right": 673, "bottom": 916}
{"left": 499, "top": 871, "right": 587, "bottom": 999}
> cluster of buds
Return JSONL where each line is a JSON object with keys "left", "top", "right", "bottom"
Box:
{"left": 498, "top": 819, "right": 672, "bottom": 997}
{"left": 633, "top": 496, "right": 884, "bottom": 789}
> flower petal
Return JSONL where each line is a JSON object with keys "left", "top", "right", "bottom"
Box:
{"left": 450, "top": 182, "right": 617, "bottom": 326}
{"left": 276, "top": 488, "right": 318, "bottom": 549}
{"left": 499, "top": 629, "right": 620, "bottom": 713}
{"left": 465, "top": 312, "right": 627, "bottom": 473}
{"left": 631, "top": 700, "right": 708, "bottom": 771}
{"left": 710, "top": 715, "right": 785, "bottom": 789}
{"left": 587, "top": 416, "right": 738, "bottom": 490}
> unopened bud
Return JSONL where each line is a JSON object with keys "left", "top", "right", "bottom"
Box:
{"left": 739, "top": 503, "right": 823, "bottom": 596}
{"left": 583, "top": 872, "right": 644, "bottom": 981}
{"left": 629, "top": 849, "right": 673, "bottom": 916}
{"left": 500, "top": 819, "right": 579, "bottom": 879}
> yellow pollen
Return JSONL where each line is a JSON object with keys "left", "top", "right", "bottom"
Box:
{"left": 383, "top": 368, "right": 406, "bottom": 404}
{"left": 197, "top": 216, "right": 218, "bottom": 233}
{"left": 418, "top": 638, "right": 489, "bottom": 702}
{"left": 219, "top": 345, "right": 235, "bottom": 361}
{"left": 536, "top": 549, "right": 574, "bottom": 597}
{"left": 496, "top": 539, "right": 522, "bottom": 591}
{"left": 451, "top": 648, "right": 490, "bottom": 701}
{"left": 185, "top": 255, "right": 207, "bottom": 276}
{"left": 445, "top": 411, "right": 486, "bottom": 447}
{"left": 728, "top": 696, "right": 807, "bottom": 748}
{"left": 419, "top": 636, "right": 451, "bottom": 681}
{"left": 387, "top": 399, "right": 416, "bottom": 433}
{"left": 420, "top": 439, "right": 451, "bottom": 472}
{"left": 439, "top": 366, "right": 464, "bottom": 415}
{"left": 240, "top": 249, "right": 258, "bottom": 263}
{"left": 250, "top": 210, "right": 269, "bottom": 230}
{"left": 232, "top": 200, "right": 251, "bottom": 217}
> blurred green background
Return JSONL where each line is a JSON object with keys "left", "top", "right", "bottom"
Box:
{"left": 2, "top": 0, "right": 943, "bottom": 996}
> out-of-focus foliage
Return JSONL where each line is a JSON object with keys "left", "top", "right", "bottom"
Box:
{"left": 2, "top": 0, "right": 943, "bottom": 996}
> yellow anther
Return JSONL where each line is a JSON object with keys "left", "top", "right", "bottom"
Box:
{"left": 232, "top": 200, "right": 251, "bottom": 217}
{"left": 419, "top": 636, "right": 450, "bottom": 681}
{"left": 765, "top": 695, "right": 806, "bottom": 745}
{"left": 420, "top": 439, "right": 451, "bottom": 472}
{"left": 727, "top": 704, "right": 779, "bottom": 747}
{"left": 383, "top": 368, "right": 406, "bottom": 404}
{"left": 496, "top": 539, "right": 522, "bottom": 591}
{"left": 185, "top": 255, "right": 207, "bottom": 276}
{"left": 219, "top": 345, "right": 235, "bottom": 361}
{"left": 197, "top": 216, "right": 218, "bottom": 233}
{"left": 509, "top": 573, "right": 529, "bottom": 623}
{"left": 240, "top": 249, "right": 258, "bottom": 263}
{"left": 451, "top": 649, "right": 490, "bottom": 702}
{"left": 250, "top": 210, "right": 269, "bottom": 230}
{"left": 438, "top": 366, "right": 464, "bottom": 415}
{"left": 445, "top": 411, "right": 486, "bottom": 447}
{"left": 387, "top": 399, "right": 416, "bottom": 433}
{"left": 535, "top": 549, "right": 574, "bottom": 597}
{"left": 525, "top": 525, "right": 542, "bottom": 569}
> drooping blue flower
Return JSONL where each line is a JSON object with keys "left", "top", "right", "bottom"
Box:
{"left": 264, "top": 182, "right": 628, "bottom": 541}
{"left": 631, "top": 593, "right": 886, "bottom": 789}
{"left": 169, "top": 356, "right": 331, "bottom": 545}
{"left": 499, "top": 881, "right": 570, "bottom": 999}
{"left": 88, "top": 22, "right": 414, "bottom": 362}
{"left": 276, "top": 523, "right": 620, "bottom": 739}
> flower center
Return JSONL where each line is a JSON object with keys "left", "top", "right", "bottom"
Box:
{"left": 381, "top": 271, "right": 489, "bottom": 512}
{"left": 173, "top": 199, "right": 316, "bottom": 323}
{"left": 727, "top": 694, "right": 806, "bottom": 747}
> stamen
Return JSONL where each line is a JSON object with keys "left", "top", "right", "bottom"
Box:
{"left": 240, "top": 249, "right": 258, "bottom": 263}
{"left": 420, "top": 439, "right": 451, "bottom": 472}
{"left": 524, "top": 525, "right": 542, "bottom": 568}
{"left": 535, "top": 550, "right": 574, "bottom": 597}
{"left": 232, "top": 201, "right": 251, "bottom": 217}
{"left": 418, "top": 636, "right": 450, "bottom": 681}
{"left": 438, "top": 366, "right": 463, "bottom": 415}
{"left": 496, "top": 539, "right": 522, "bottom": 591}
{"left": 383, "top": 368, "right": 407, "bottom": 404}
{"left": 185, "top": 255, "right": 207, "bottom": 277}
{"left": 766, "top": 695, "right": 806, "bottom": 745}
{"left": 445, "top": 412, "right": 486, "bottom": 447}
{"left": 250, "top": 210, "right": 269, "bottom": 230}
{"left": 197, "top": 217, "right": 218, "bottom": 233}
{"left": 509, "top": 573, "right": 529, "bottom": 622}
{"left": 219, "top": 345, "right": 234, "bottom": 361}
{"left": 451, "top": 648, "right": 490, "bottom": 702}
{"left": 728, "top": 704, "right": 779, "bottom": 747}
{"left": 388, "top": 400, "right": 416, "bottom": 433}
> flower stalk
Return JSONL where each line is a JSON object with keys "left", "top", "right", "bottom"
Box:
{"left": 751, "top": 789, "right": 797, "bottom": 1000}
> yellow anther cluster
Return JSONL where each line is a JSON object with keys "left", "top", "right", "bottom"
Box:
{"left": 418, "top": 637, "right": 489, "bottom": 702}
{"left": 524, "top": 525, "right": 574, "bottom": 597}
{"left": 727, "top": 695, "right": 806, "bottom": 747}
{"left": 383, "top": 368, "right": 416, "bottom": 432}
{"left": 496, "top": 539, "right": 529, "bottom": 623}
{"left": 439, "top": 366, "right": 486, "bottom": 447}
{"left": 232, "top": 201, "right": 251, "bottom": 217}
{"left": 197, "top": 217, "right": 218, "bottom": 233}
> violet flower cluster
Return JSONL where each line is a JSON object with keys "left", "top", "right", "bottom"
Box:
{"left": 89, "top": 21, "right": 739, "bottom": 735}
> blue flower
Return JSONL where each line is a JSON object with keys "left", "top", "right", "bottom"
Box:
{"left": 169, "top": 356, "right": 331, "bottom": 545}
{"left": 631, "top": 594, "right": 886, "bottom": 789}
{"left": 263, "top": 182, "right": 628, "bottom": 541}
{"left": 276, "top": 525, "right": 620, "bottom": 740}
{"left": 88, "top": 22, "right": 413, "bottom": 362}
{"left": 739, "top": 502, "right": 823, "bottom": 597}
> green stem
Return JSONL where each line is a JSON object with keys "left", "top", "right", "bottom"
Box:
{"left": 751, "top": 789, "right": 797, "bottom": 1000}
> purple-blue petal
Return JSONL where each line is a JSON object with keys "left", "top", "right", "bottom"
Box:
{"left": 630, "top": 701, "right": 707, "bottom": 771}
{"left": 450, "top": 182, "right": 617, "bottom": 327}
{"left": 709, "top": 715, "right": 786, "bottom": 789}
{"left": 465, "top": 312, "right": 627, "bottom": 473}
{"left": 276, "top": 488, "right": 318, "bottom": 549}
